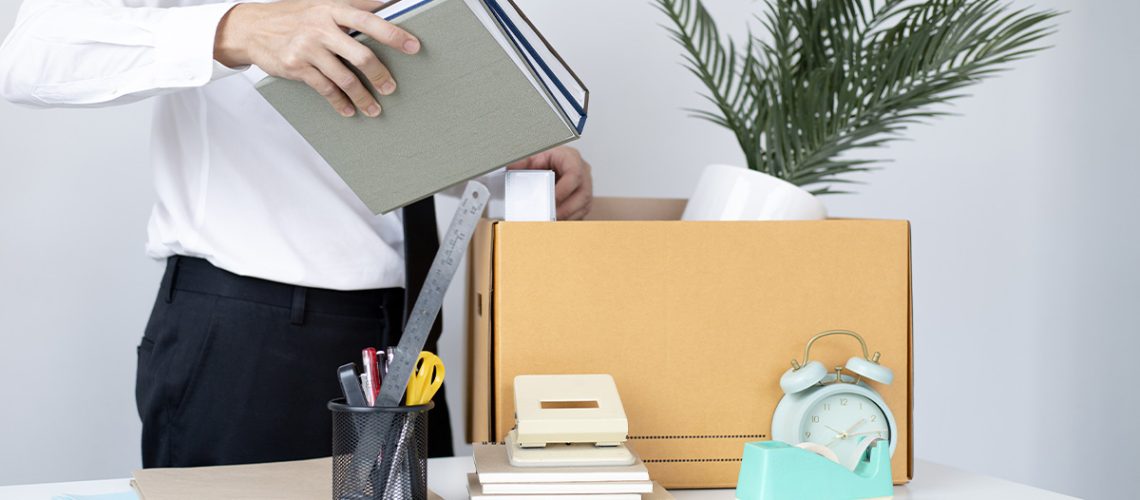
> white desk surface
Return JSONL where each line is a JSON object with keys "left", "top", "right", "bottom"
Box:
{"left": 0, "top": 457, "right": 1076, "bottom": 500}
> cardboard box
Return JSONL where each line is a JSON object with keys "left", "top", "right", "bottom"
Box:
{"left": 466, "top": 198, "right": 912, "bottom": 488}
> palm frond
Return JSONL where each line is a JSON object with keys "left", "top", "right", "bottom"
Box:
{"left": 655, "top": 0, "right": 1060, "bottom": 193}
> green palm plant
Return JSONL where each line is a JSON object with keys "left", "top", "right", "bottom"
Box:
{"left": 655, "top": 0, "right": 1060, "bottom": 194}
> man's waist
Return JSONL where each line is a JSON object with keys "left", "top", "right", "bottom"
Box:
{"left": 164, "top": 255, "right": 404, "bottom": 320}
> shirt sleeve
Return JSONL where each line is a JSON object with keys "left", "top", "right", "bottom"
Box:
{"left": 0, "top": 0, "right": 247, "bottom": 107}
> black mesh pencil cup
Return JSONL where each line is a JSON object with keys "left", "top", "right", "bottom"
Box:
{"left": 329, "top": 399, "right": 433, "bottom": 500}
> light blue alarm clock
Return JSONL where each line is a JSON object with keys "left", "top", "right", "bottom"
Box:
{"left": 771, "top": 330, "right": 897, "bottom": 470}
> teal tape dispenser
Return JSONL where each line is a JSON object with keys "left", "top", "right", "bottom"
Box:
{"left": 735, "top": 439, "right": 892, "bottom": 500}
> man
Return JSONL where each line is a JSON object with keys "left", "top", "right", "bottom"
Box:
{"left": 0, "top": 0, "right": 593, "bottom": 467}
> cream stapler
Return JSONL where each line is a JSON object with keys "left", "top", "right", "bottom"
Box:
{"left": 507, "top": 374, "right": 636, "bottom": 467}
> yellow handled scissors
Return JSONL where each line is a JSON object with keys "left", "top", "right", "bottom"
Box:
{"left": 405, "top": 351, "right": 445, "bottom": 406}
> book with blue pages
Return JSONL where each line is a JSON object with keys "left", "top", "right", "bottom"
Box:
{"left": 256, "top": 0, "right": 588, "bottom": 214}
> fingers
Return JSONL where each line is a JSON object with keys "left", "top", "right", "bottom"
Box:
{"left": 327, "top": 31, "right": 397, "bottom": 96}
{"left": 567, "top": 205, "right": 591, "bottom": 221}
{"left": 552, "top": 149, "right": 586, "bottom": 202}
{"left": 505, "top": 155, "right": 536, "bottom": 170}
{"left": 300, "top": 67, "right": 356, "bottom": 117}
{"left": 320, "top": 3, "right": 416, "bottom": 116}
{"left": 346, "top": 0, "right": 385, "bottom": 12}
{"left": 555, "top": 169, "right": 581, "bottom": 202}
{"left": 312, "top": 52, "right": 381, "bottom": 117}
{"left": 557, "top": 181, "right": 593, "bottom": 220}
{"left": 333, "top": 4, "right": 421, "bottom": 55}
{"left": 553, "top": 149, "right": 592, "bottom": 219}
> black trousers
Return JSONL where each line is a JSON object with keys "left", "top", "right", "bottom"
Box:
{"left": 135, "top": 256, "right": 454, "bottom": 468}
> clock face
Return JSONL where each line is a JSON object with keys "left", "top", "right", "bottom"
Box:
{"left": 799, "top": 392, "right": 890, "bottom": 460}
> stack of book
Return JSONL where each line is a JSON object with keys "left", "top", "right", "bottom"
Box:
{"left": 468, "top": 444, "right": 672, "bottom": 500}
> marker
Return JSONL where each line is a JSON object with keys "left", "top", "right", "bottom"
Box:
{"left": 337, "top": 363, "right": 367, "bottom": 407}
{"left": 362, "top": 348, "right": 380, "bottom": 405}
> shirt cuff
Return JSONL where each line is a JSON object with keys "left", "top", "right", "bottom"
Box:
{"left": 154, "top": 3, "right": 246, "bottom": 89}
{"left": 213, "top": 59, "right": 250, "bottom": 80}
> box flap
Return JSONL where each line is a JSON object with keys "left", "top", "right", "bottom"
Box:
{"left": 584, "top": 198, "right": 686, "bottom": 221}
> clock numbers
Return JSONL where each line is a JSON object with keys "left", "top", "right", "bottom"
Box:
{"left": 797, "top": 394, "right": 890, "bottom": 462}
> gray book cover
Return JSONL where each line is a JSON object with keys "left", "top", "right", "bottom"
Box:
{"left": 256, "top": 0, "right": 580, "bottom": 214}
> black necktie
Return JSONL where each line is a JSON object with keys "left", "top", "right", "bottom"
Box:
{"left": 401, "top": 196, "right": 454, "bottom": 457}
{"left": 401, "top": 196, "right": 442, "bottom": 347}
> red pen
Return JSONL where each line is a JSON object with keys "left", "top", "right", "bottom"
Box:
{"left": 362, "top": 347, "right": 380, "bottom": 406}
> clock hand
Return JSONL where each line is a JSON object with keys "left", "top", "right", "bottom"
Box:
{"left": 844, "top": 418, "right": 866, "bottom": 434}
{"left": 823, "top": 425, "right": 846, "bottom": 437}
{"left": 826, "top": 431, "right": 887, "bottom": 451}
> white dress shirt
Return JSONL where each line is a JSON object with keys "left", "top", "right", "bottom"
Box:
{"left": 0, "top": 0, "right": 440, "bottom": 291}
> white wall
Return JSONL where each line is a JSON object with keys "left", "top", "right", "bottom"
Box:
{"left": 0, "top": 101, "right": 157, "bottom": 481}
{"left": 2, "top": 1, "right": 1137, "bottom": 498}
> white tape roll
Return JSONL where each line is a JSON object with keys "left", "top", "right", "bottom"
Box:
{"left": 843, "top": 436, "right": 885, "bottom": 471}
{"left": 794, "top": 442, "right": 841, "bottom": 464}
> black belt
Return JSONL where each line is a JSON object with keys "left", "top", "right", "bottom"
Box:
{"left": 160, "top": 255, "right": 404, "bottom": 325}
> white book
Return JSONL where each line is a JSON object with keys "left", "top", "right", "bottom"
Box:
{"left": 481, "top": 476, "right": 654, "bottom": 495}
{"left": 474, "top": 444, "right": 650, "bottom": 484}
{"left": 468, "top": 474, "right": 641, "bottom": 500}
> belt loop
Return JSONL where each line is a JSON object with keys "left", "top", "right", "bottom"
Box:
{"left": 162, "top": 256, "right": 182, "bottom": 304}
{"left": 290, "top": 286, "right": 308, "bottom": 325}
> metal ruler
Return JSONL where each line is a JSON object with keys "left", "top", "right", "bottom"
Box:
{"left": 376, "top": 181, "right": 490, "bottom": 407}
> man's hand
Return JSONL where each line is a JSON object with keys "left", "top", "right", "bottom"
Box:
{"left": 214, "top": 0, "right": 420, "bottom": 118}
{"left": 507, "top": 146, "right": 593, "bottom": 220}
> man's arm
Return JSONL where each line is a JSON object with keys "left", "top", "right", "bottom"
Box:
{"left": 0, "top": 0, "right": 418, "bottom": 116}
{"left": 0, "top": 0, "right": 245, "bottom": 107}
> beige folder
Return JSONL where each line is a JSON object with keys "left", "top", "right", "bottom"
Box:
{"left": 131, "top": 457, "right": 442, "bottom": 500}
